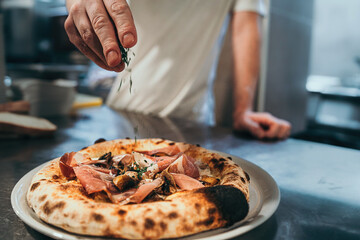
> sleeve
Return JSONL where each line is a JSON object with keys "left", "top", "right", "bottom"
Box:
{"left": 232, "top": 0, "right": 266, "bottom": 16}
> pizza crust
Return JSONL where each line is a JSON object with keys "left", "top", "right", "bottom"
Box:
{"left": 27, "top": 138, "right": 249, "bottom": 239}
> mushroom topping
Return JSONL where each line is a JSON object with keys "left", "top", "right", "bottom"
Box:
{"left": 200, "top": 175, "right": 220, "bottom": 186}
{"left": 113, "top": 171, "right": 139, "bottom": 191}
{"left": 154, "top": 169, "right": 177, "bottom": 195}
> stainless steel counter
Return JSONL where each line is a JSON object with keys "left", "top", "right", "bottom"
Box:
{"left": 1, "top": 106, "right": 360, "bottom": 240}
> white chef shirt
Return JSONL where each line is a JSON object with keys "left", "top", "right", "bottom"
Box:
{"left": 106, "top": 0, "right": 265, "bottom": 125}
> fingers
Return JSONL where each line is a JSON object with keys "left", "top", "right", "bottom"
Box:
{"left": 245, "top": 121, "right": 266, "bottom": 139}
{"left": 70, "top": 5, "right": 106, "bottom": 62}
{"left": 233, "top": 112, "right": 266, "bottom": 139}
{"left": 64, "top": 17, "right": 124, "bottom": 72}
{"left": 278, "top": 120, "right": 291, "bottom": 139}
{"left": 248, "top": 112, "right": 291, "bottom": 140}
{"left": 85, "top": 0, "right": 122, "bottom": 67}
{"left": 103, "top": 0, "right": 137, "bottom": 48}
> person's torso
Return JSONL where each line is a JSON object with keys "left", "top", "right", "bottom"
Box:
{"left": 106, "top": 0, "right": 234, "bottom": 123}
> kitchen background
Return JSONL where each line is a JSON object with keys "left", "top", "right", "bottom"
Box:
{"left": 0, "top": 0, "right": 359, "bottom": 149}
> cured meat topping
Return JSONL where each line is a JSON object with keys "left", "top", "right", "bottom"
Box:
{"left": 58, "top": 145, "right": 216, "bottom": 205}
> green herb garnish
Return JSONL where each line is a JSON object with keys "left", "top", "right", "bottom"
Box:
{"left": 118, "top": 43, "right": 135, "bottom": 93}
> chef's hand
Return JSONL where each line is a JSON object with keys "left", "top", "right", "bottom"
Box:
{"left": 233, "top": 111, "right": 291, "bottom": 140}
{"left": 64, "top": 0, "right": 137, "bottom": 72}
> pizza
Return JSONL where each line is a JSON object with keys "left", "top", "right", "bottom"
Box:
{"left": 27, "top": 138, "right": 250, "bottom": 239}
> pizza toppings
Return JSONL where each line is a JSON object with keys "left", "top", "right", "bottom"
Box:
{"left": 59, "top": 152, "right": 77, "bottom": 179}
{"left": 171, "top": 173, "right": 204, "bottom": 190}
{"left": 128, "top": 178, "right": 163, "bottom": 204}
{"left": 113, "top": 171, "right": 139, "bottom": 191}
{"left": 168, "top": 154, "right": 200, "bottom": 179}
{"left": 137, "top": 145, "right": 181, "bottom": 156}
{"left": 200, "top": 175, "right": 220, "bottom": 186}
{"left": 73, "top": 165, "right": 110, "bottom": 194}
{"left": 57, "top": 144, "right": 220, "bottom": 205}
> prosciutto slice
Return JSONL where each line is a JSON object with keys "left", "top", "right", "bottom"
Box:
{"left": 133, "top": 152, "right": 155, "bottom": 168}
{"left": 73, "top": 165, "right": 111, "bottom": 194}
{"left": 171, "top": 173, "right": 204, "bottom": 190}
{"left": 138, "top": 145, "right": 181, "bottom": 156}
{"left": 59, "top": 152, "right": 93, "bottom": 179}
{"left": 108, "top": 188, "right": 137, "bottom": 203}
{"left": 145, "top": 154, "right": 182, "bottom": 177}
{"left": 59, "top": 152, "right": 77, "bottom": 179}
{"left": 168, "top": 154, "right": 200, "bottom": 179}
{"left": 112, "top": 154, "right": 134, "bottom": 166}
{"left": 129, "top": 178, "right": 163, "bottom": 203}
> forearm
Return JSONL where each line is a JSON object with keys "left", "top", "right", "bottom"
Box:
{"left": 232, "top": 12, "right": 262, "bottom": 115}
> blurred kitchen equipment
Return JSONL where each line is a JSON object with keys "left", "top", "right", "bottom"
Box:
{"left": 17, "top": 79, "right": 76, "bottom": 117}
{"left": 298, "top": 75, "right": 360, "bottom": 150}
{"left": 3, "top": 0, "right": 89, "bottom": 80}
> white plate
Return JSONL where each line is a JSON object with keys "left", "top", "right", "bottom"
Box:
{"left": 11, "top": 154, "right": 280, "bottom": 240}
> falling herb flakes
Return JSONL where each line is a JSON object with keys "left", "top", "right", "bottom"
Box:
{"left": 134, "top": 125, "right": 139, "bottom": 145}
{"left": 118, "top": 44, "right": 135, "bottom": 93}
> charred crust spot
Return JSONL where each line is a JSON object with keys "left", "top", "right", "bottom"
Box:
{"left": 91, "top": 213, "right": 104, "bottom": 222}
{"left": 144, "top": 218, "right": 155, "bottom": 229}
{"left": 160, "top": 222, "right": 167, "bottom": 231}
{"left": 52, "top": 175, "right": 59, "bottom": 180}
{"left": 130, "top": 220, "right": 137, "bottom": 226}
{"left": 30, "top": 182, "right": 40, "bottom": 191}
{"left": 54, "top": 201, "right": 66, "bottom": 210}
{"left": 240, "top": 177, "right": 246, "bottom": 183}
{"left": 244, "top": 171, "right": 250, "bottom": 182}
{"left": 42, "top": 201, "right": 66, "bottom": 215}
{"left": 196, "top": 216, "right": 215, "bottom": 226}
{"left": 195, "top": 203, "right": 201, "bottom": 213}
{"left": 58, "top": 184, "right": 69, "bottom": 190}
{"left": 208, "top": 208, "right": 216, "bottom": 215}
{"left": 183, "top": 224, "right": 192, "bottom": 232}
{"left": 227, "top": 156, "right": 232, "bottom": 160}
{"left": 210, "top": 158, "right": 225, "bottom": 171}
{"left": 125, "top": 137, "right": 130, "bottom": 140}
{"left": 195, "top": 185, "right": 249, "bottom": 226}
{"left": 117, "top": 209, "right": 127, "bottom": 216}
{"left": 103, "top": 227, "right": 114, "bottom": 237}
{"left": 219, "top": 158, "right": 226, "bottom": 162}
{"left": 156, "top": 140, "right": 165, "bottom": 144}
{"left": 39, "top": 195, "right": 47, "bottom": 202}
{"left": 94, "top": 138, "right": 106, "bottom": 144}
{"left": 168, "top": 212, "right": 178, "bottom": 219}
{"left": 81, "top": 146, "right": 88, "bottom": 150}
{"left": 168, "top": 142, "right": 175, "bottom": 145}
{"left": 196, "top": 144, "right": 201, "bottom": 147}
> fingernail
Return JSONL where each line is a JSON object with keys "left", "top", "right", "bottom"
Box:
{"left": 122, "top": 33, "right": 135, "bottom": 47}
{"left": 107, "top": 50, "right": 119, "bottom": 67}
